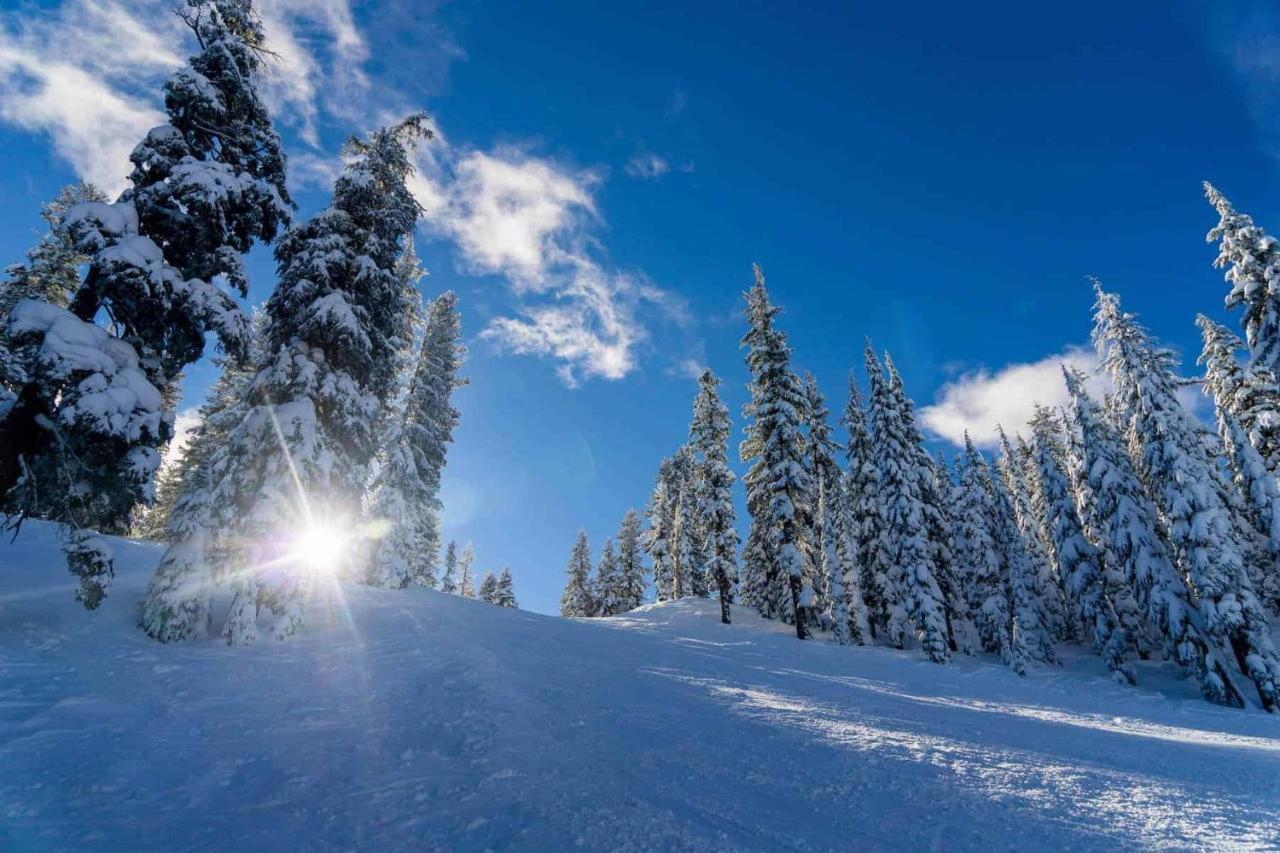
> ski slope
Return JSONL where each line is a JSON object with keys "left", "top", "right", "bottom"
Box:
{"left": 2, "top": 521, "right": 1278, "bottom": 851}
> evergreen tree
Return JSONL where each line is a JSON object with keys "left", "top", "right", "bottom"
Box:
{"left": 1028, "top": 404, "right": 1133, "bottom": 682}
{"left": 1197, "top": 315, "right": 1280, "bottom": 475}
{"left": 560, "top": 530, "right": 595, "bottom": 617}
{"left": 440, "top": 541, "right": 460, "bottom": 594}
{"left": 859, "top": 343, "right": 896, "bottom": 639}
{"left": 459, "top": 542, "right": 476, "bottom": 597}
{"left": 595, "top": 538, "right": 620, "bottom": 616}
{"left": 494, "top": 567, "right": 518, "bottom": 609}
{"left": 477, "top": 571, "right": 498, "bottom": 604}
{"left": 1, "top": 0, "right": 292, "bottom": 541}
{"left": 953, "top": 435, "right": 1021, "bottom": 672}
{"left": 739, "top": 265, "right": 813, "bottom": 640}
{"left": 367, "top": 290, "right": 466, "bottom": 589}
{"left": 671, "top": 453, "right": 700, "bottom": 600}
{"left": 615, "top": 508, "right": 647, "bottom": 613}
{"left": 689, "top": 370, "right": 739, "bottom": 624}
{"left": 140, "top": 116, "right": 430, "bottom": 643}
{"left": 866, "top": 350, "right": 949, "bottom": 661}
{"left": 839, "top": 371, "right": 876, "bottom": 644}
{"left": 1065, "top": 367, "right": 1247, "bottom": 706}
{"left": 986, "top": 451, "right": 1056, "bottom": 668}
{"left": 0, "top": 182, "right": 105, "bottom": 333}
{"left": 996, "top": 427, "right": 1069, "bottom": 643}
{"left": 802, "top": 373, "right": 848, "bottom": 641}
{"left": 644, "top": 455, "right": 678, "bottom": 601}
{"left": 1204, "top": 182, "right": 1280, "bottom": 376}
{"left": 1094, "top": 284, "right": 1280, "bottom": 709}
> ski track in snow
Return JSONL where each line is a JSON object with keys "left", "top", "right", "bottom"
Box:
{"left": 1, "top": 521, "right": 1278, "bottom": 851}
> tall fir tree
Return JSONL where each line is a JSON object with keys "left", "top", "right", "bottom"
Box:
{"left": 477, "top": 571, "right": 498, "bottom": 604}
{"left": 839, "top": 371, "right": 876, "bottom": 644}
{"left": 644, "top": 454, "right": 679, "bottom": 601}
{"left": 802, "top": 373, "right": 848, "bottom": 641}
{"left": 615, "top": 508, "right": 647, "bottom": 613}
{"left": 1027, "top": 405, "right": 1133, "bottom": 682}
{"left": 739, "top": 265, "right": 814, "bottom": 640}
{"left": 953, "top": 435, "right": 1021, "bottom": 672}
{"left": 140, "top": 116, "right": 430, "bottom": 643}
{"left": 1065, "top": 368, "right": 1247, "bottom": 706}
{"left": 1204, "top": 182, "right": 1280, "bottom": 377}
{"left": 859, "top": 343, "right": 897, "bottom": 639}
{"left": 594, "top": 538, "right": 621, "bottom": 616}
{"left": 689, "top": 370, "right": 739, "bottom": 623}
{"left": 560, "top": 530, "right": 595, "bottom": 617}
{"left": 3, "top": 1, "right": 291, "bottom": 603}
{"left": 1197, "top": 315, "right": 1280, "bottom": 475}
{"left": 671, "top": 451, "right": 701, "bottom": 599}
{"left": 494, "top": 567, "right": 518, "bottom": 609}
{"left": 440, "top": 541, "right": 460, "bottom": 594}
{"left": 459, "top": 542, "right": 476, "bottom": 598}
{"left": 368, "top": 290, "right": 466, "bottom": 588}
{"left": 866, "top": 351, "right": 949, "bottom": 662}
{"left": 1093, "top": 284, "right": 1280, "bottom": 709}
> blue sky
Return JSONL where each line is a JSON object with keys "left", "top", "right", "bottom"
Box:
{"left": 3, "top": 0, "right": 1280, "bottom": 614}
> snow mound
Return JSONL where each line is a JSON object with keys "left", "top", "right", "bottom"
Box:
{"left": 2, "top": 521, "right": 1278, "bottom": 851}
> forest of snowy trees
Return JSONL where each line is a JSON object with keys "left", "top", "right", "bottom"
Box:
{"left": 2, "top": 0, "right": 1280, "bottom": 714}
{"left": 558, "top": 189, "right": 1280, "bottom": 712}
{"left": 0, "top": 0, "right": 519, "bottom": 639}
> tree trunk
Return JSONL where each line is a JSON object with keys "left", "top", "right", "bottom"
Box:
{"left": 0, "top": 383, "right": 51, "bottom": 506}
{"left": 717, "top": 566, "right": 732, "bottom": 625}
{"left": 789, "top": 573, "right": 808, "bottom": 640}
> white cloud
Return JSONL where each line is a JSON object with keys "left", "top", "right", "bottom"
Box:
{"left": 157, "top": 407, "right": 201, "bottom": 473}
{"left": 624, "top": 150, "right": 669, "bottom": 180}
{"left": 920, "top": 346, "right": 1106, "bottom": 449}
{"left": 0, "top": 0, "right": 373, "bottom": 192}
{"left": 417, "top": 147, "right": 669, "bottom": 385}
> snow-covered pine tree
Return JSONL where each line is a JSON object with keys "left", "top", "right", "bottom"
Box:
{"left": 986, "top": 447, "right": 1056, "bottom": 669}
{"left": 1197, "top": 315, "right": 1280, "bottom": 475}
{"left": 671, "top": 449, "right": 701, "bottom": 600}
{"left": 615, "top": 508, "right": 647, "bottom": 613}
{"left": 802, "top": 373, "right": 848, "bottom": 641}
{"left": 859, "top": 343, "right": 897, "bottom": 640}
{"left": 1027, "top": 404, "right": 1133, "bottom": 682}
{"left": 441, "top": 541, "right": 460, "bottom": 594}
{"left": 953, "top": 435, "right": 1021, "bottom": 672}
{"left": 1093, "top": 283, "right": 1280, "bottom": 709}
{"left": 739, "top": 265, "right": 814, "bottom": 640}
{"left": 560, "top": 530, "right": 595, "bottom": 618}
{"left": 1, "top": 0, "right": 292, "bottom": 534}
{"left": 1204, "top": 182, "right": 1280, "bottom": 377}
{"left": 140, "top": 115, "right": 431, "bottom": 643}
{"left": 495, "top": 567, "right": 518, "bottom": 609}
{"left": 367, "top": 290, "right": 466, "bottom": 589}
{"left": 865, "top": 350, "right": 949, "bottom": 662}
{"left": 839, "top": 371, "right": 875, "bottom": 644}
{"left": 644, "top": 455, "right": 678, "bottom": 601}
{"left": 930, "top": 450, "right": 976, "bottom": 653}
{"left": 459, "top": 542, "right": 476, "bottom": 597}
{"left": 0, "top": 182, "right": 105, "bottom": 333}
{"left": 595, "top": 538, "right": 620, "bottom": 616}
{"left": 1065, "top": 367, "right": 1246, "bottom": 705}
{"left": 478, "top": 571, "right": 498, "bottom": 604}
{"left": 996, "top": 427, "right": 1069, "bottom": 644}
{"left": 688, "top": 369, "right": 739, "bottom": 624}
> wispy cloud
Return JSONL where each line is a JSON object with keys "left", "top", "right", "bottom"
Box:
{"left": 624, "top": 150, "right": 670, "bottom": 180}
{"left": 1199, "top": 0, "right": 1280, "bottom": 156}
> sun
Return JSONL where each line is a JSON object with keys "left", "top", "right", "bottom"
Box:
{"left": 291, "top": 524, "right": 346, "bottom": 575}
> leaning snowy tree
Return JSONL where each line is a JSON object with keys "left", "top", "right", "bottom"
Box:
{"left": 140, "top": 115, "right": 431, "bottom": 643}
{"left": 1093, "top": 283, "right": 1280, "bottom": 710}
{"left": 2, "top": 0, "right": 291, "bottom": 609}
{"left": 1065, "top": 367, "right": 1248, "bottom": 706}
{"left": 367, "top": 290, "right": 467, "bottom": 589}
{"left": 689, "top": 369, "right": 739, "bottom": 623}
{"left": 459, "top": 542, "right": 476, "bottom": 597}
{"left": 560, "top": 530, "right": 595, "bottom": 617}
{"left": 740, "top": 265, "right": 813, "bottom": 640}
{"left": 1197, "top": 314, "right": 1280, "bottom": 476}
{"left": 865, "top": 349, "right": 949, "bottom": 662}
{"left": 1204, "top": 182, "right": 1280, "bottom": 378}
{"left": 615, "top": 508, "right": 647, "bottom": 613}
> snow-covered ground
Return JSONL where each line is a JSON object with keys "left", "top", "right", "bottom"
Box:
{"left": 2, "top": 522, "right": 1278, "bottom": 851}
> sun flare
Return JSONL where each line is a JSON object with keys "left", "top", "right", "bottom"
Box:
{"left": 291, "top": 525, "right": 346, "bottom": 575}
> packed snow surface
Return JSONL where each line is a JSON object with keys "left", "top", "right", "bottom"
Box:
{"left": 2, "top": 522, "right": 1279, "bottom": 851}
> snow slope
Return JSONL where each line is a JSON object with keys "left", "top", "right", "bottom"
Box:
{"left": 2, "top": 521, "right": 1279, "bottom": 852}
